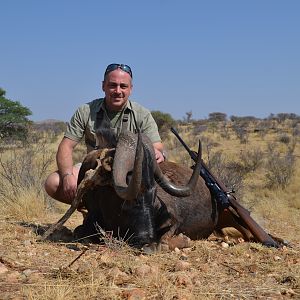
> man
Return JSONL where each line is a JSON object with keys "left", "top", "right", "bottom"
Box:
{"left": 45, "top": 63, "right": 165, "bottom": 205}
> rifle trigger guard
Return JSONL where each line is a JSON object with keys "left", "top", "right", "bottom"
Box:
{"left": 227, "top": 189, "right": 235, "bottom": 195}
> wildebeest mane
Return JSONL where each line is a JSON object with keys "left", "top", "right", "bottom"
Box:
{"left": 95, "top": 118, "right": 118, "bottom": 149}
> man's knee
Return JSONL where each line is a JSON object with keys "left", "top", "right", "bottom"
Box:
{"left": 44, "top": 172, "right": 60, "bottom": 197}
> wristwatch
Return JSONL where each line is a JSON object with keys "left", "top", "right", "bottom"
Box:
{"left": 61, "top": 172, "right": 73, "bottom": 180}
{"left": 162, "top": 151, "right": 167, "bottom": 160}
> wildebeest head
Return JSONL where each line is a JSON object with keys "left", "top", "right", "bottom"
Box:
{"left": 111, "top": 130, "right": 202, "bottom": 201}
{"left": 78, "top": 113, "right": 202, "bottom": 199}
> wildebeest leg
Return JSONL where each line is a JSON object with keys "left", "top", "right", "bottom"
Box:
{"left": 215, "top": 208, "right": 254, "bottom": 241}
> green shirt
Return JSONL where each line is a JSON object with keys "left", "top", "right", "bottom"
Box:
{"left": 65, "top": 98, "right": 161, "bottom": 153}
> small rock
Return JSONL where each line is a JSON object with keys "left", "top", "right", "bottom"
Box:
{"left": 0, "top": 262, "right": 9, "bottom": 274}
{"left": 109, "top": 267, "right": 130, "bottom": 285}
{"left": 174, "top": 247, "right": 181, "bottom": 254}
{"left": 274, "top": 255, "right": 282, "bottom": 261}
{"left": 22, "top": 269, "right": 36, "bottom": 277}
{"left": 122, "top": 288, "right": 146, "bottom": 300}
{"left": 221, "top": 242, "right": 229, "bottom": 248}
{"left": 167, "top": 234, "right": 191, "bottom": 250}
{"left": 19, "top": 273, "right": 27, "bottom": 281}
{"left": 134, "top": 264, "right": 159, "bottom": 277}
{"left": 134, "top": 264, "right": 151, "bottom": 277}
{"left": 174, "top": 261, "right": 191, "bottom": 271}
{"left": 5, "top": 271, "right": 21, "bottom": 283}
{"left": 23, "top": 240, "right": 32, "bottom": 247}
{"left": 175, "top": 274, "right": 192, "bottom": 286}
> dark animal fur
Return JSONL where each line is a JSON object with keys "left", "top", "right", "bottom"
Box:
{"left": 74, "top": 127, "right": 218, "bottom": 248}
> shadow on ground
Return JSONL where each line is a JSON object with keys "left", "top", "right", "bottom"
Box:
{"left": 17, "top": 221, "right": 74, "bottom": 243}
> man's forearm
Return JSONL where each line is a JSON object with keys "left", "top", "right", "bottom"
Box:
{"left": 57, "top": 148, "right": 73, "bottom": 176}
{"left": 56, "top": 138, "right": 77, "bottom": 176}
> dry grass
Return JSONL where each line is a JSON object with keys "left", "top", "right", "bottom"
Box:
{"left": 1, "top": 187, "right": 47, "bottom": 221}
{"left": 0, "top": 121, "right": 299, "bottom": 299}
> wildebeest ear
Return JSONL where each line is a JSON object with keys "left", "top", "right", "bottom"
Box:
{"left": 77, "top": 151, "right": 99, "bottom": 185}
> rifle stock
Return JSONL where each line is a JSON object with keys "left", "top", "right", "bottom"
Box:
{"left": 201, "top": 159, "right": 278, "bottom": 247}
{"left": 171, "top": 127, "right": 279, "bottom": 248}
{"left": 227, "top": 195, "right": 278, "bottom": 247}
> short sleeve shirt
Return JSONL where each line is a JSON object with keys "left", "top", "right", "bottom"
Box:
{"left": 65, "top": 98, "right": 161, "bottom": 153}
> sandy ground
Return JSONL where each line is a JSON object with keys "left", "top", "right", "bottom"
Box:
{"left": 0, "top": 211, "right": 299, "bottom": 300}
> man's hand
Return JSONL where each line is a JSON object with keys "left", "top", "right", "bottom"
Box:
{"left": 153, "top": 142, "right": 165, "bottom": 163}
{"left": 154, "top": 148, "right": 165, "bottom": 163}
{"left": 62, "top": 173, "right": 77, "bottom": 201}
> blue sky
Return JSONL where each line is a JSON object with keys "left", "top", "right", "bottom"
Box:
{"left": 1, "top": 0, "right": 299, "bottom": 121}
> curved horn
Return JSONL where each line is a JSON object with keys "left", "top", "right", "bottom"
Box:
{"left": 113, "top": 131, "right": 144, "bottom": 200}
{"left": 139, "top": 134, "right": 202, "bottom": 198}
{"left": 154, "top": 141, "right": 202, "bottom": 197}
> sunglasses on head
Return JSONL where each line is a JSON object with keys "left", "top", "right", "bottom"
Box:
{"left": 104, "top": 63, "right": 133, "bottom": 78}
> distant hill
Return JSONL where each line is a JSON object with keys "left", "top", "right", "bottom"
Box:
{"left": 33, "top": 119, "right": 67, "bottom": 133}
{"left": 34, "top": 119, "right": 66, "bottom": 125}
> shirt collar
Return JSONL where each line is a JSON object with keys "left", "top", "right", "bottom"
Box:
{"left": 98, "top": 98, "right": 132, "bottom": 113}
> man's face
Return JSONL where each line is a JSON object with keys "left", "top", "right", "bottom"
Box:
{"left": 102, "top": 69, "right": 133, "bottom": 111}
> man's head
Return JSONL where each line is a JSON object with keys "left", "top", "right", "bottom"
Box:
{"left": 102, "top": 63, "right": 133, "bottom": 111}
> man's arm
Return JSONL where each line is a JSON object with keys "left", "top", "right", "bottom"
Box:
{"left": 56, "top": 137, "right": 78, "bottom": 201}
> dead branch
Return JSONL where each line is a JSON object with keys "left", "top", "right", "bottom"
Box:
{"left": 39, "top": 148, "right": 114, "bottom": 241}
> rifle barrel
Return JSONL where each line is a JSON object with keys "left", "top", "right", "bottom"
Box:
{"left": 171, "top": 127, "right": 198, "bottom": 161}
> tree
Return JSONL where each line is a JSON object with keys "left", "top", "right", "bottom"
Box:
{"left": 151, "top": 110, "right": 176, "bottom": 138}
{"left": 0, "top": 88, "right": 32, "bottom": 141}
{"left": 185, "top": 111, "right": 193, "bottom": 123}
{"left": 208, "top": 112, "right": 227, "bottom": 122}
{"left": 151, "top": 110, "right": 176, "bottom": 130}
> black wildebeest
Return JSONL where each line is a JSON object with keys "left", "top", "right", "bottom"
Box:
{"left": 70, "top": 127, "right": 256, "bottom": 250}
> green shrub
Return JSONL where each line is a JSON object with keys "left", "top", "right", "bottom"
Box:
{"left": 265, "top": 145, "right": 295, "bottom": 189}
{"left": 151, "top": 110, "right": 176, "bottom": 138}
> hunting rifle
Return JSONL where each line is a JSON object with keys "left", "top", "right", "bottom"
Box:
{"left": 170, "top": 127, "right": 279, "bottom": 248}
